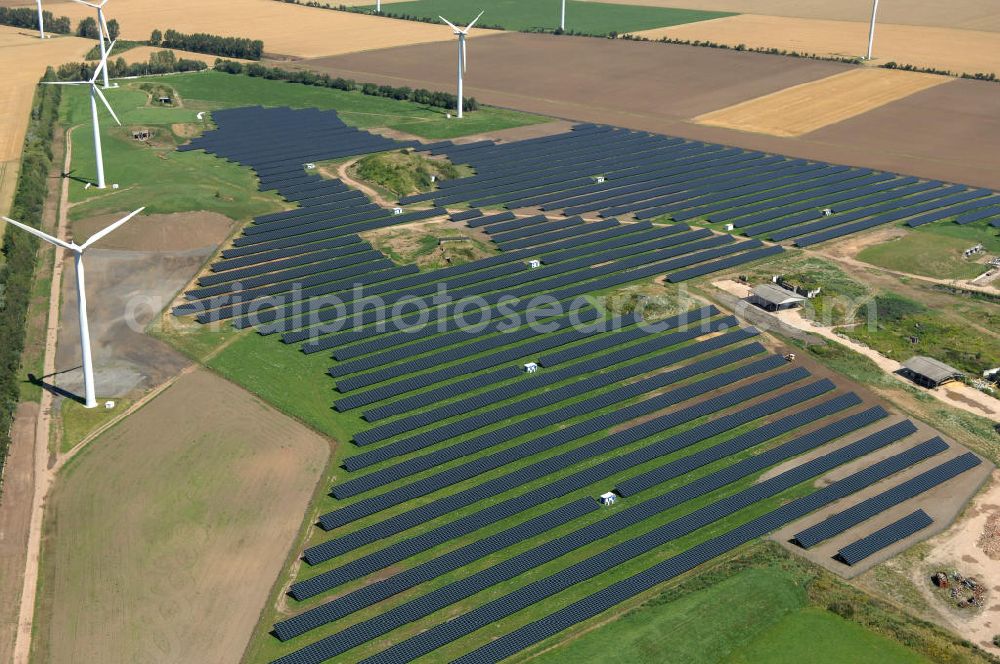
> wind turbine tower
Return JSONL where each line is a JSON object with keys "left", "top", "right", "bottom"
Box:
{"left": 72, "top": 0, "right": 113, "bottom": 88}
{"left": 561, "top": 0, "right": 566, "bottom": 31}
{"left": 35, "top": 0, "right": 45, "bottom": 38}
{"left": 46, "top": 41, "right": 121, "bottom": 189}
{"left": 440, "top": 11, "right": 484, "bottom": 119}
{"left": 2, "top": 209, "right": 145, "bottom": 408}
{"left": 867, "top": 0, "right": 880, "bottom": 60}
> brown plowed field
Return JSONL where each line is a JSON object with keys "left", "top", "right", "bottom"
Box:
{"left": 32, "top": 368, "right": 331, "bottom": 664}
{"left": 303, "top": 32, "right": 848, "bottom": 122}
{"left": 694, "top": 68, "right": 949, "bottom": 137}
{"left": 637, "top": 15, "right": 1000, "bottom": 76}
{"left": 302, "top": 32, "right": 1000, "bottom": 190}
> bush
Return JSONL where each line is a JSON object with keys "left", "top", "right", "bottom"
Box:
{"left": 0, "top": 7, "right": 70, "bottom": 33}
{"left": 0, "top": 70, "right": 61, "bottom": 493}
{"left": 57, "top": 50, "right": 207, "bottom": 80}
{"left": 76, "top": 16, "right": 99, "bottom": 39}
{"left": 159, "top": 28, "right": 264, "bottom": 60}
{"left": 213, "top": 60, "right": 478, "bottom": 112}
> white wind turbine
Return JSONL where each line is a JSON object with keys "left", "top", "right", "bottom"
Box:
{"left": 46, "top": 40, "right": 120, "bottom": 189}
{"left": 440, "top": 11, "right": 483, "bottom": 119}
{"left": 866, "top": 0, "right": 880, "bottom": 60}
{"left": 71, "top": 0, "right": 113, "bottom": 88}
{"left": 560, "top": 0, "right": 566, "bottom": 32}
{"left": 35, "top": 0, "right": 45, "bottom": 38}
{"left": 2, "top": 208, "right": 145, "bottom": 408}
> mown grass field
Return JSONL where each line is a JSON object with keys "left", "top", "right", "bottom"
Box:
{"left": 857, "top": 221, "right": 1000, "bottom": 280}
{"left": 530, "top": 565, "right": 930, "bottom": 664}
{"left": 367, "top": 0, "right": 734, "bottom": 35}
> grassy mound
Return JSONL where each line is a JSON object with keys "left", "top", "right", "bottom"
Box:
{"left": 353, "top": 150, "right": 464, "bottom": 198}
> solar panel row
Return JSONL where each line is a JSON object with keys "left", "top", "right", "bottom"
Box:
{"left": 795, "top": 449, "right": 978, "bottom": 548}
{"left": 274, "top": 497, "right": 600, "bottom": 639}
{"left": 280, "top": 388, "right": 864, "bottom": 658}
{"left": 343, "top": 317, "right": 742, "bottom": 470}
{"left": 335, "top": 337, "right": 779, "bottom": 495}
{"left": 318, "top": 350, "right": 786, "bottom": 541}
{"left": 449, "top": 437, "right": 950, "bottom": 664}
{"left": 355, "top": 420, "right": 926, "bottom": 664}
{"left": 837, "top": 509, "right": 934, "bottom": 565}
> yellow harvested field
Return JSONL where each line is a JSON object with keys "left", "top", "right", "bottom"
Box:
{"left": 35, "top": 0, "right": 487, "bottom": 58}
{"left": 693, "top": 68, "right": 950, "bottom": 137}
{"left": 634, "top": 15, "right": 1000, "bottom": 76}
{"left": 584, "top": 0, "right": 1000, "bottom": 32}
{"left": 117, "top": 45, "right": 240, "bottom": 66}
{"left": 0, "top": 27, "right": 92, "bottom": 215}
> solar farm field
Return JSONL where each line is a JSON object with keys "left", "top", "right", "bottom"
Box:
{"left": 363, "top": 0, "right": 735, "bottom": 34}
{"left": 155, "top": 102, "right": 992, "bottom": 664}
{"left": 56, "top": 71, "right": 549, "bottom": 221}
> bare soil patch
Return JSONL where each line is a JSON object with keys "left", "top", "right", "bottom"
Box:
{"left": 579, "top": 0, "right": 1000, "bottom": 31}
{"left": 361, "top": 219, "right": 497, "bottom": 269}
{"left": 901, "top": 471, "right": 1000, "bottom": 651}
{"left": 694, "top": 68, "right": 949, "bottom": 137}
{"left": 71, "top": 210, "right": 236, "bottom": 252}
{"left": 33, "top": 368, "right": 330, "bottom": 664}
{"left": 637, "top": 15, "right": 1000, "bottom": 77}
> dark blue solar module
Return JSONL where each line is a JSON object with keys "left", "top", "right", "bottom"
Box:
{"left": 837, "top": 509, "right": 934, "bottom": 565}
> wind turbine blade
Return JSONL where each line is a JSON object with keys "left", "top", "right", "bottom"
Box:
{"left": 69, "top": 0, "right": 101, "bottom": 8}
{"left": 43, "top": 81, "right": 88, "bottom": 86}
{"left": 1, "top": 216, "right": 77, "bottom": 251}
{"left": 465, "top": 10, "right": 485, "bottom": 31}
{"left": 80, "top": 207, "right": 145, "bottom": 250}
{"left": 104, "top": 38, "right": 117, "bottom": 59}
{"left": 462, "top": 37, "right": 467, "bottom": 72}
{"left": 439, "top": 15, "right": 460, "bottom": 32}
{"left": 93, "top": 86, "right": 121, "bottom": 126}
{"left": 90, "top": 55, "right": 106, "bottom": 84}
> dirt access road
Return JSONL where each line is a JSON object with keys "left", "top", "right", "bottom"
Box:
{"left": 303, "top": 32, "right": 1000, "bottom": 191}
{"left": 713, "top": 279, "right": 1000, "bottom": 423}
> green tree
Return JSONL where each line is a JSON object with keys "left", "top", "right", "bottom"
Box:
{"left": 76, "top": 16, "right": 98, "bottom": 39}
{"left": 106, "top": 18, "right": 120, "bottom": 40}
{"left": 150, "top": 28, "right": 162, "bottom": 45}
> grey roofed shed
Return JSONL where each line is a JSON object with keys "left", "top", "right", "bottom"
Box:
{"left": 749, "top": 283, "right": 806, "bottom": 311}
{"left": 901, "top": 356, "right": 963, "bottom": 388}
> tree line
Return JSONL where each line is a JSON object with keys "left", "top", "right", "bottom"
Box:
{"left": 56, "top": 50, "right": 207, "bottom": 81}
{"left": 0, "top": 71, "right": 61, "bottom": 491}
{"left": 152, "top": 29, "right": 264, "bottom": 60}
{"left": 214, "top": 59, "right": 480, "bottom": 112}
{"left": 0, "top": 7, "right": 71, "bottom": 34}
